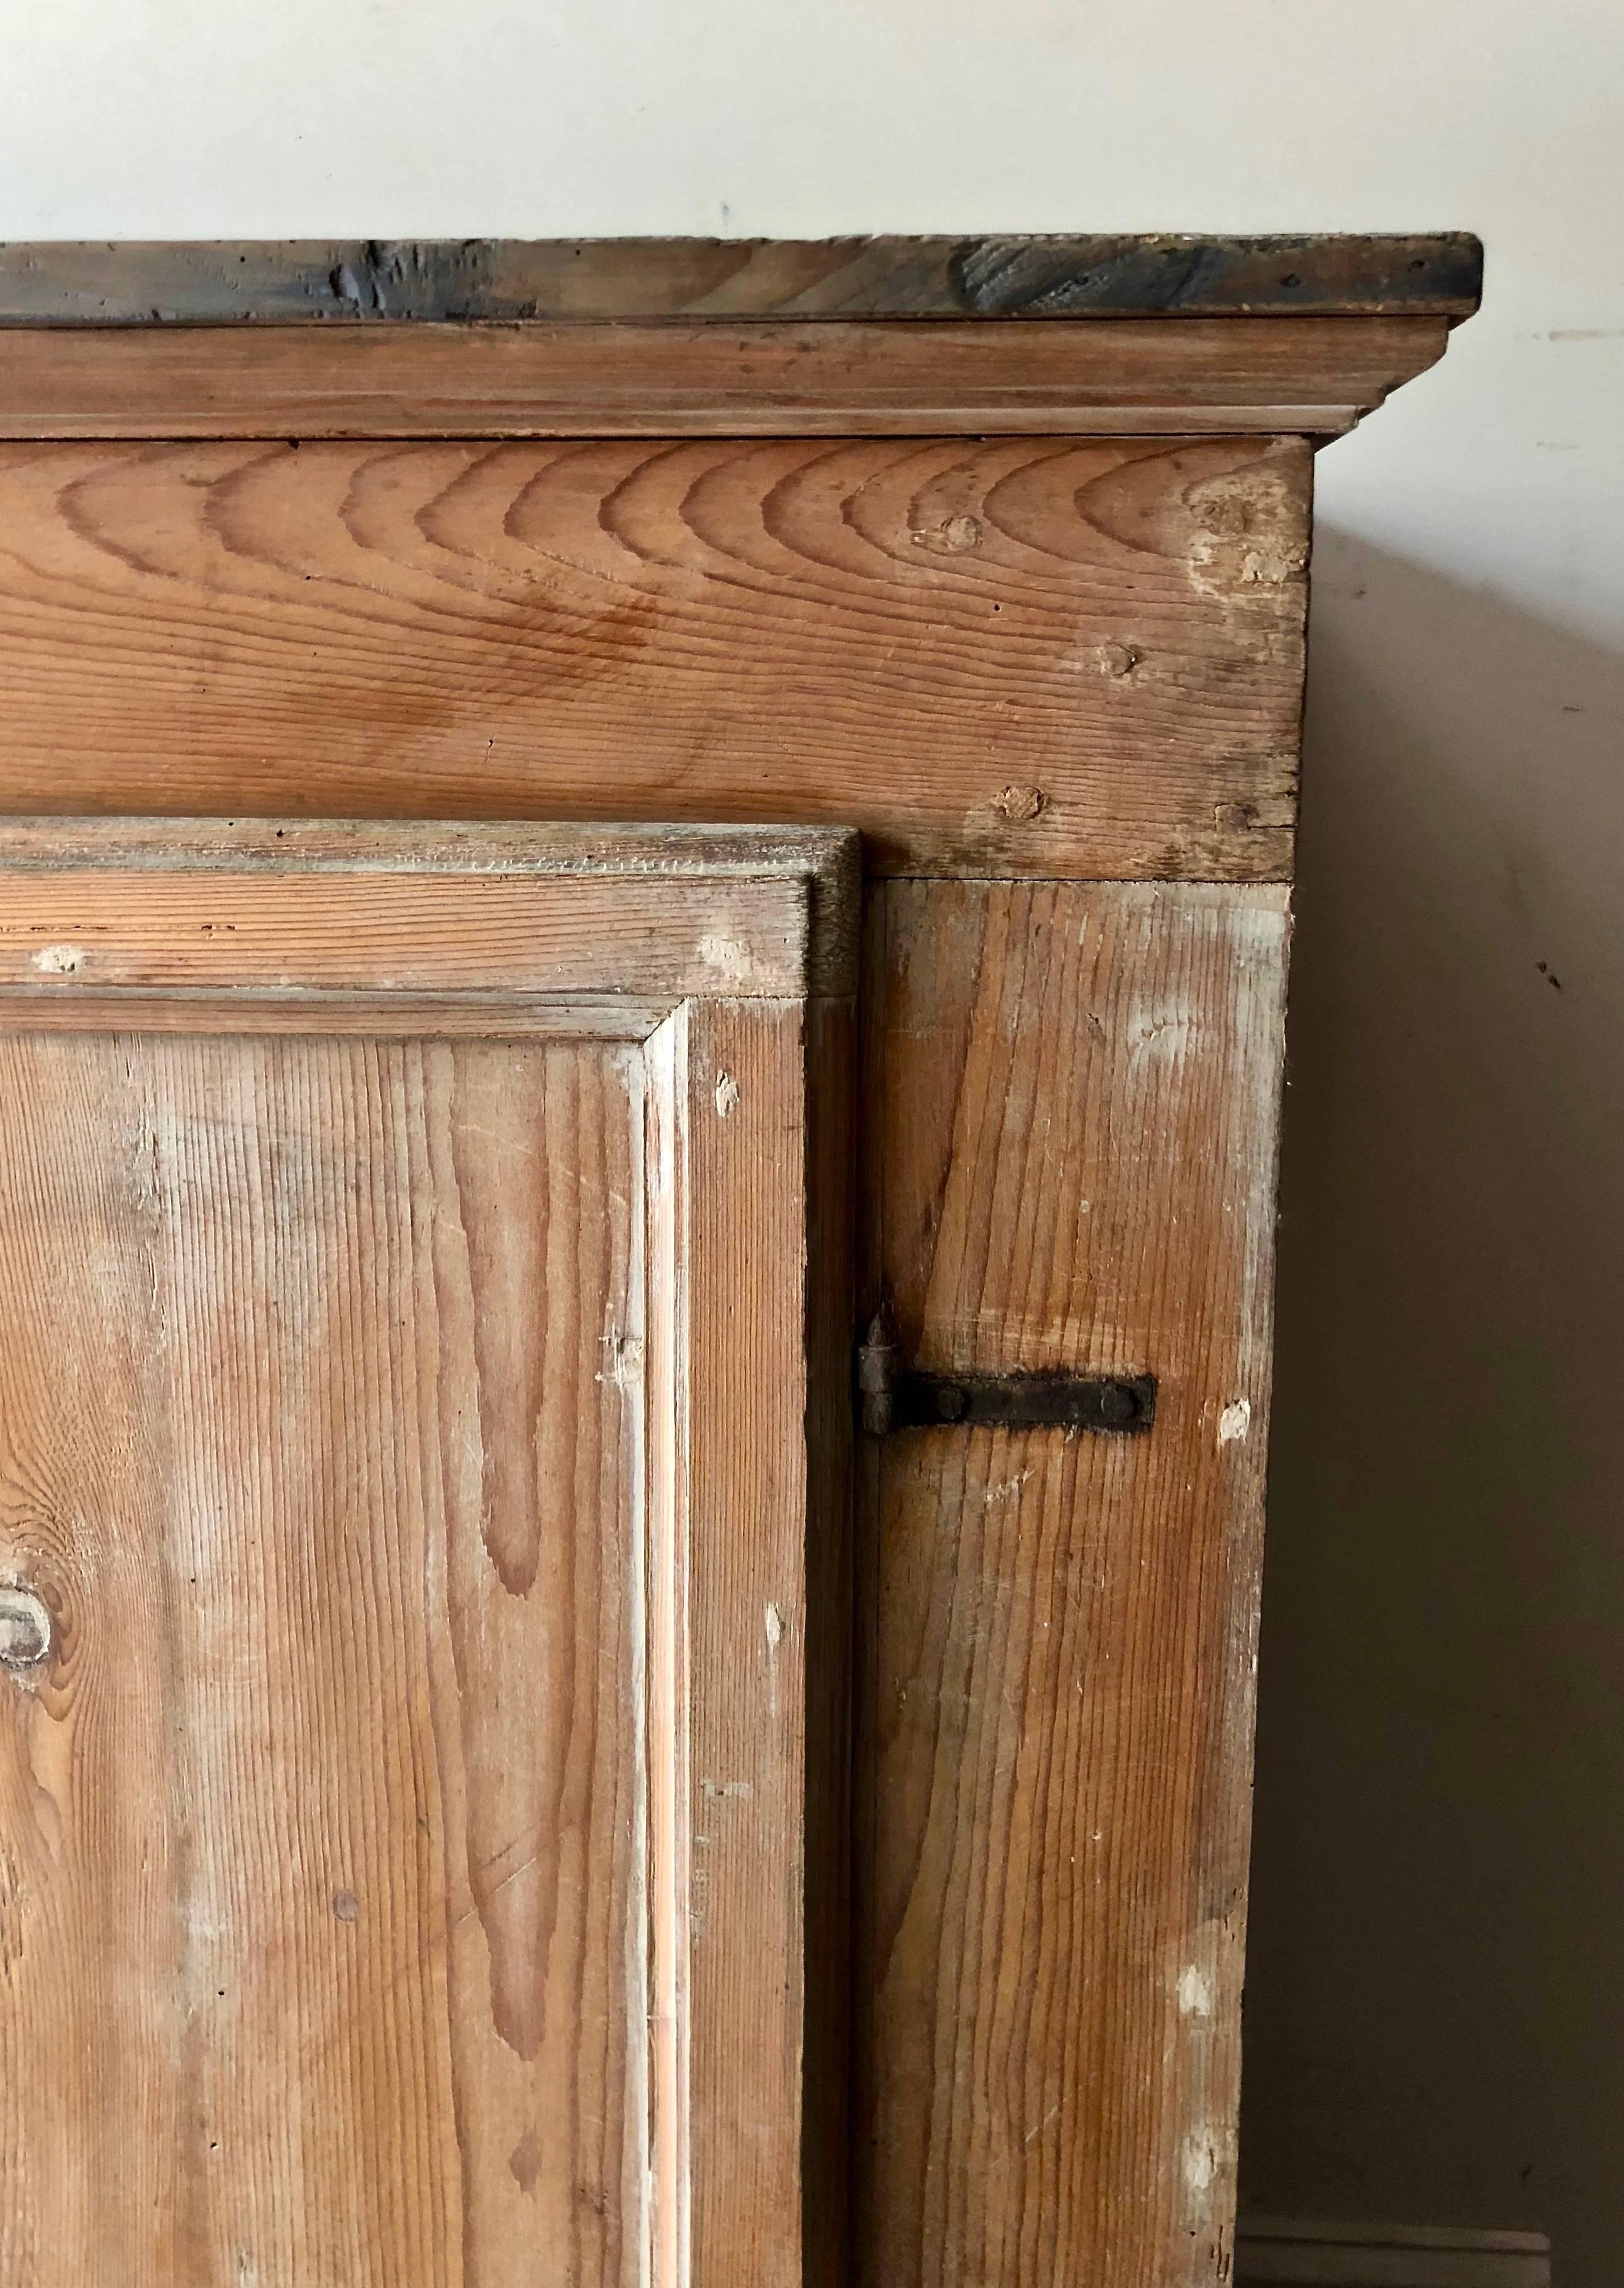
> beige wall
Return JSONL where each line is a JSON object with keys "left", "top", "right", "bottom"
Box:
{"left": 3, "top": 3, "right": 1621, "bottom": 2277}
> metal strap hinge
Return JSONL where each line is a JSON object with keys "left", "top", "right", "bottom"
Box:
{"left": 855, "top": 1310, "right": 1155, "bottom": 1438}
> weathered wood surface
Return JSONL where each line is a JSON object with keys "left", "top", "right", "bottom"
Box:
{"left": 0, "top": 816, "right": 856, "bottom": 881}
{"left": 0, "top": 818, "right": 860, "bottom": 996}
{"left": 0, "top": 438, "right": 1311, "bottom": 881}
{"left": 0, "top": 868, "right": 813, "bottom": 1000}
{"left": 0, "top": 235, "right": 1484, "bottom": 324}
{"left": 803, "top": 994, "right": 858, "bottom": 2288}
{"left": 0, "top": 860, "right": 814, "bottom": 997}
{"left": 854, "top": 879, "right": 1290, "bottom": 2288}
{"left": 0, "top": 315, "right": 1449, "bottom": 440}
{"left": 0, "top": 826, "right": 854, "bottom": 2287}
{"left": 648, "top": 997, "right": 818, "bottom": 2287}
{"left": 0, "top": 1029, "right": 646, "bottom": 2284}
{"left": 0, "top": 989, "right": 679, "bottom": 1040}
{"left": 0, "top": 217, "right": 1457, "bottom": 2288}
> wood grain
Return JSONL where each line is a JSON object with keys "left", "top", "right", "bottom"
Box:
{"left": 0, "top": 1030, "right": 644, "bottom": 2286}
{"left": 0, "top": 823, "right": 856, "bottom": 2287}
{"left": 854, "top": 880, "right": 1291, "bottom": 2288}
{"left": 0, "top": 991, "right": 676, "bottom": 1040}
{"left": 0, "top": 868, "right": 811, "bottom": 999}
{"left": 0, "top": 818, "right": 860, "bottom": 998}
{"left": 657, "top": 999, "right": 816, "bottom": 2288}
{"left": 0, "top": 316, "right": 1450, "bottom": 440}
{"left": 0, "top": 235, "right": 1484, "bottom": 323}
{"left": 0, "top": 437, "right": 1311, "bottom": 880}
{"left": 802, "top": 994, "right": 857, "bottom": 2288}
{"left": 642, "top": 988, "right": 854, "bottom": 2288}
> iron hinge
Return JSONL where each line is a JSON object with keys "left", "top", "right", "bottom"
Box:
{"left": 855, "top": 1310, "right": 1155, "bottom": 1438}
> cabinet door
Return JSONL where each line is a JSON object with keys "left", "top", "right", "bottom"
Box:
{"left": 0, "top": 820, "right": 855, "bottom": 2288}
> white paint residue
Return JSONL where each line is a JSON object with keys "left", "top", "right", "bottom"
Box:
{"left": 1218, "top": 1398, "right": 1252, "bottom": 1446}
{"left": 698, "top": 934, "right": 768, "bottom": 990}
{"left": 764, "top": 1601, "right": 785, "bottom": 1719}
{"left": 31, "top": 943, "right": 82, "bottom": 975}
{"left": 713, "top": 1070, "right": 741, "bottom": 1119}
{"left": 186, "top": 1901, "right": 226, "bottom": 1946}
{"left": 599, "top": 1327, "right": 645, "bottom": 1392}
{"left": 1177, "top": 1964, "right": 1215, "bottom": 2018}
{"left": 1183, "top": 2130, "right": 1218, "bottom": 2196}
{"left": 700, "top": 1777, "right": 753, "bottom": 1801}
{"left": 1185, "top": 469, "right": 1308, "bottom": 603}
{"left": 984, "top": 1467, "right": 1032, "bottom": 1507}
{"left": 1127, "top": 989, "right": 1203, "bottom": 1064}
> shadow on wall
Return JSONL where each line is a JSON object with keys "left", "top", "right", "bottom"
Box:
{"left": 1239, "top": 527, "right": 1624, "bottom": 2288}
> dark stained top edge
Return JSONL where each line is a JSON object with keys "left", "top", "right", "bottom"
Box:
{"left": 0, "top": 235, "right": 1483, "bottom": 324}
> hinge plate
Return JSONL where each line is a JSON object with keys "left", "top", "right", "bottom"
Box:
{"left": 856, "top": 1312, "right": 1155, "bottom": 1438}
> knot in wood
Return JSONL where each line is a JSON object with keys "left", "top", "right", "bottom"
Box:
{"left": 993, "top": 784, "right": 1045, "bottom": 824}
{"left": 911, "top": 514, "right": 982, "bottom": 555}
{"left": 0, "top": 1584, "right": 52, "bottom": 1672}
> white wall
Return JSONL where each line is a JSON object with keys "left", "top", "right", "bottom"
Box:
{"left": 3, "top": 4, "right": 1621, "bottom": 2277}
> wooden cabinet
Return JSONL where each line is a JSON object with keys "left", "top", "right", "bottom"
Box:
{"left": 0, "top": 235, "right": 1477, "bottom": 2288}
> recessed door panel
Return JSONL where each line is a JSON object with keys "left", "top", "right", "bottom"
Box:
{"left": 0, "top": 1033, "right": 643, "bottom": 2285}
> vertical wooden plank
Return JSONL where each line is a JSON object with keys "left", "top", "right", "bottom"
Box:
{"left": 855, "top": 880, "right": 1290, "bottom": 2288}
{"left": 0, "top": 1034, "right": 185, "bottom": 2286}
{"left": 643, "top": 1008, "right": 691, "bottom": 2288}
{"left": 803, "top": 995, "right": 857, "bottom": 2288}
{"left": 414, "top": 1038, "right": 647, "bottom": 2288}
{"left": 683, "top": 998, "right": 810, "bottom": 2288}
{"left": 0, "top": 1031, "right": 645, "bottom": 2287}
{"left": 647, "top": 997, "right": 821, "bottom": 2288}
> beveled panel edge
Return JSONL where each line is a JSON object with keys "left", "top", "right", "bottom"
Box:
{"left": 0, "top": 989, "right": 677, "bottom": 1038}
{"left": 0, "top": 235, "right": 1484, "bottom": 324}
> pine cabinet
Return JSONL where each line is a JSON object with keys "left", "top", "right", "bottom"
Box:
{"left": 0, "top": 233, "right": 1478, "bottom": 2288}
